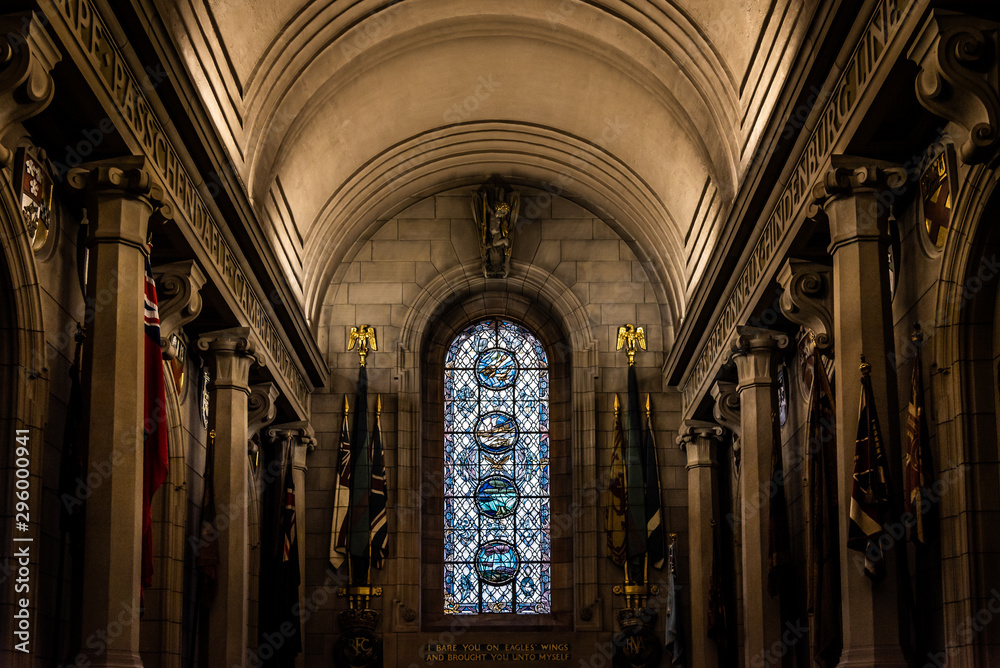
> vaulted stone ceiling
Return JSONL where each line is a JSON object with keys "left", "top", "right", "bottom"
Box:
{"left": 159, "top": 0, "right": 818, "bottom": 329}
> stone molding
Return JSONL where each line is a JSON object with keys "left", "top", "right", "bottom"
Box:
{"left": 153, "top": 260, "right": 207, "bottom": 358}
{"left": 727, "top": 326, "right": 788, "bottom": 391}
{"left": 0, "top": 12, "right": 60, "bottom": 168}
{"left": 197, "top": 327, "right": 263, "bottom": 394}
{"left": 248, "top": 382, "right": 280, "bottom": 440}
{"left": 910, "top": 10, "right": 1000, "bottom": 165}
{"left": 776, "top": 259, "right": 834, "bottom": 352}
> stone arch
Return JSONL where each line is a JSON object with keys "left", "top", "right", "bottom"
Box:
{"left": 932, "top": 159, "right": 1000, "bottom": 663}
{"left": 0, "top": 166, "right": 48, "bottom": 668}
{"left": 140, "top": 361, "right": 189, "bottom": 668}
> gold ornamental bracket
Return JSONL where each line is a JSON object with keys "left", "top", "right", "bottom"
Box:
{"left": 338, "top": 585, "right": 383, "bottom": 611}
{"left": 348, "top": 325, "right": 378, "bottom": 367}
{"left": 616, "top": 324, "right": 646, "bottom": 366}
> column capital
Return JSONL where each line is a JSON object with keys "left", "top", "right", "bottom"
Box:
{"left": 710, "top": 380, "right": 741, "bottom": 440}
{"left": 153, "top": 260, "right": 207, "bottom": 358}
{"left": 777, "top": 258, "right": 834, "bottom": 353}
{"left": 68, "top": 156, "right": 174, "bottom": 250}
{"left": 268, "top": 421, "right": 317, "bottom": 470}
{"left": 809, "top": 156, "right": 907, "bottom": 252}
{"left": 197, "top": 327, "right": 263, "bottom": 394}
{"left": 728, "top": 326, "right": 788, "bottom": 390}
{"left": 909, "top": 9, "right": 1000, "bottom": 165}
{"left": 0, "top": 12, "right": 60, "bottom": 168}
{"left": 676, "top": 419, "right": 723, "bottom": 469}
{"left": 247, "top": 382, "right": 280, "bottom": 440}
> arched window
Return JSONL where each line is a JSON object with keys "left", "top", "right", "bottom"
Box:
{"left": 442, "top": 319, "right": 551, "bottom": 614}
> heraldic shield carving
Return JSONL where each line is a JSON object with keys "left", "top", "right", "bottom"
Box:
{"left": 612, "top": 607, "right": 662, "bottom": 668}
{"left": 334, "top": 608, "right": 384, "bottom": 668}
{"left": 471, "top": 177, "right": 520, "bottom": 279}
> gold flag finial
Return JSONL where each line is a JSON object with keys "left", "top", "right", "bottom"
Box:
{"left": 911, "top": 322, "right": 924, "bottom": 344}
{"left": 645, "top": 394, "right": 652, "bottom": 416}
{"left": 616, "top": 324, "right": 646, "bottom": 366}
{"left": 614, "top": 393, "right": 620, "bottom": 414}
{"left": 343, "top": 395, "right": 349, "bottom": 416}
{"left": 348, "top": 325, "right": 378, "bottom": 367}
{"left": 860, "top": 353, "right": 870, "bottom": 376}
{"left": 376, "top": 393, "right": 382, "bottom": 415}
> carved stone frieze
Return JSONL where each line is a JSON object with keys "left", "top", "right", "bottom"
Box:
{"left": 153, "top": 260, "right": 207, "bottom": 358}
{"left": 776, "top": 259, "right": 834, "bottom": 353}
{"left": 0, "top": 12, "right": 60, "bottom": 168}
{"left": 909, "top": 10, "right": 1000, "bottom": 165}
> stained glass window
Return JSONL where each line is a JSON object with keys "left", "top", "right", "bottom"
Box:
{"left": 443, "top": 319, "right": 551, "bottom": 614}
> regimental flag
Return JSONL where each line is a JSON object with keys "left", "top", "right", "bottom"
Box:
{"left": 664, "top": 539, "right": 685, "bottom": 665}
{"left": 329, "top": 396, "right": 352, "bottom": 569}
{"left": 369, "top": 394, "right": 389, "bottom": 570}
{"left": 348, "top": 365, "right": 373, "bottom": 580}
{"left": 707, "top": 522, "right": 729, "bottom": 649}
{"left": 623, "top": 364, "right": 649, "bottom": 583}
{"left": 643, "top": 395, "right": 666, "bottom": 570}
{"left": 605, "top": 394, "right": 627, "bottom": 567}
{"left": 847, "top": 357, "right": 891, "bottom": 580}
{"left": 196, "top": 429, "right": 220, "bottom": 606}
{"left": 904, "top": 328, "right": 935, "bottom": 544}
{"left": 142, "top": 255, "right": 170, "bottom": 593}
{"left": 278, "top": 452, "right": 303, "bottom": 660}
{"left": 806, "top": 354, "right": 842, "bottom": 667}
{"left": 767, "top": 409, "right": 791, "bottom": 597}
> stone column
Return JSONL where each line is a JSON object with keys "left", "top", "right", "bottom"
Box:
{"left": 66, "top": 157, "right": 169, "bottom": 668}
{"left": 812, "top": 158, "right": 908, "bottom": 667}
{"left": 710, "top": 380, "right": 743, "bottom": 666}
{"left": 727, "top": 326, "right": 787, "bottom": 666}
{"left": 197, "top": 327, "right": 262, "bottom": 668}
{"left": 677, "top": 420, "right": 724, "bottom": 668}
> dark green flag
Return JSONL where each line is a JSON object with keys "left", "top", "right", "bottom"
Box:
{"left": 624, "top": 365, "right": 649, "bottom": 582}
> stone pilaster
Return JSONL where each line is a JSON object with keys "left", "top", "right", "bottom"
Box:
{"left": 0, "top": 12, "right": 60, "bottom": 167}
{"left": 727, "top": 326, "right": 787, "bottom": 666}
{"left": 197, "top": 327, "right": 262, "bottom": 668}
{"left": 677, "top": 420, "right": 724, "bottom": 668}
{"left": 909, "top": 10, "right": 1000, "bottom": 165}
{"left": 777, "top": 259, "right": 834, "bottom": 353}
{"left": 66, "top": 157, "right": 169, "bottom": 668}
{"left": 812, "top": 157, "right": 908, "bottom": 667}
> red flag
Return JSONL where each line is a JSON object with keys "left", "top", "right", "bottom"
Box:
{"left": 143, "top": 256, "right": 169, "bottom": 591}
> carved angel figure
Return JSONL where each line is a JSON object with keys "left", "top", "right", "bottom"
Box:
{"left": 471, "top": 179, "right": 520, "bottom": 279}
